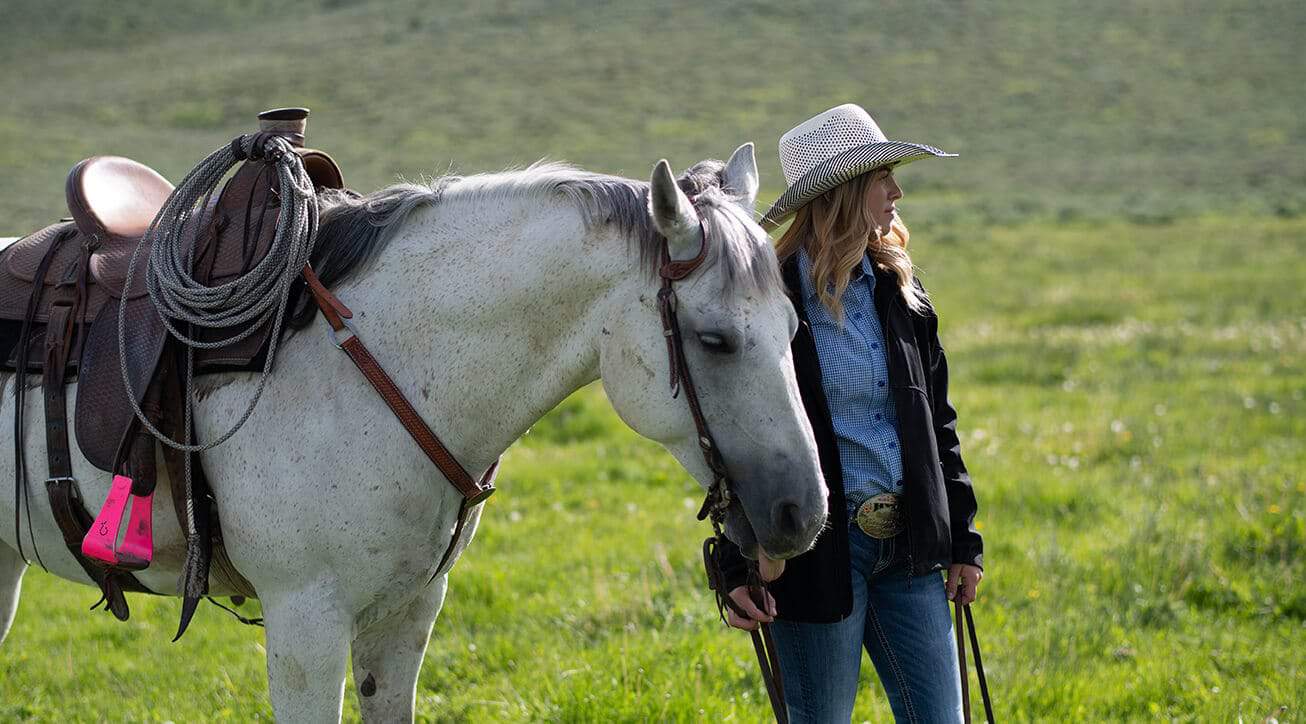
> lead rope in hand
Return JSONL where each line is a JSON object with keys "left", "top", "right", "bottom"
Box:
{"left": 955, "top": 600, "right": 995, "bottom": 722}
{"left": 703, "top": 531, "right": 788, "bottom": 723}
{"left": 115, "top": 132, "right": 318, "bottom": 633}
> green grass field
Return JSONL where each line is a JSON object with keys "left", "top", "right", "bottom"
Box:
{"left": 1, "top": 0, "right": 1303, "bottom": 721}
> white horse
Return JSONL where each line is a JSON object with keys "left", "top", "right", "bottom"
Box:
{"left": 0, "top": 145, "right": 827, "bottom": 721}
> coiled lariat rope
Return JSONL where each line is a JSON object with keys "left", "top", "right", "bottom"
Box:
{"left": 116, "top": 132, "right": 318, "bottom": 613}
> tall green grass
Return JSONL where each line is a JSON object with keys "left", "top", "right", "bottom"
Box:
{"left": 2, "top": 215, "right": 1301, "bottom": 721}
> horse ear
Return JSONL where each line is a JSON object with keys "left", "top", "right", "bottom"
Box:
{"left": 649, "top": 159, "right": 704, "bottom": 261}
{"left": 722, "top": 142, "right": 759, "bottom": 210}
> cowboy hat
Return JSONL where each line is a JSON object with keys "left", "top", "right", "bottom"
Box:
{"left": 760, "top": 103, "right": 956, "bottom": 230}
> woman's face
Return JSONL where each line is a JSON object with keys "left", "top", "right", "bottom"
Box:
{"left": 864, "top": 167, "right": 903, "bottom": 236}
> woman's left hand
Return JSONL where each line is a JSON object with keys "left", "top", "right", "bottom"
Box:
{"left": 945, "top": 564, "right": 983, "bottom": 605}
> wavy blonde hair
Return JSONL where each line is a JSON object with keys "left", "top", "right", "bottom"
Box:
{"left": 774, "top": 169, "right": 929, "bottom": 322}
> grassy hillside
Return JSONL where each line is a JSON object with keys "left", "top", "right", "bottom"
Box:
{"left": 1, "top": 1, "right": 1303, "bottom": 721}
{"left": 1, "top": 0, "right": 1303, "bottom": 230}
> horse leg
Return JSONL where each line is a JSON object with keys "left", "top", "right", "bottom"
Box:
{"left": 351, "top": 576, "right": 449, "bottom": 723}
{"left": 0, "top": 542, "right": 26, "bottom": 646}
{"left": 262, "top": 586, "right": 352, "bottom": 723}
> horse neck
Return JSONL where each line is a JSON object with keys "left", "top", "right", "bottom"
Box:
{"left": 332, "top": 195, "right": 635, "bottom": 473}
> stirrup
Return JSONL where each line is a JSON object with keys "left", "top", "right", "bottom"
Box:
{"left": 81, "top": 475, "right": 154, "bottom": 571}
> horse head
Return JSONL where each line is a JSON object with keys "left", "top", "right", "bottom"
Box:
{"left": 599, "top": 144, "right": 827, "bottom": 576}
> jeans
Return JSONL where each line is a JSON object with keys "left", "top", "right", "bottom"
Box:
{"left": 769, "top": 519, "right": 963, "bottom": 723}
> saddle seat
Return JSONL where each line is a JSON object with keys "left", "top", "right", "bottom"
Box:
{"left": 66, "top": 156, "right": 175, "bottom": 240}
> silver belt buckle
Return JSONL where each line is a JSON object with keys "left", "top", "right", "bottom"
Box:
{"left": 855, "top": 492, "right": 905, "bottom": 539}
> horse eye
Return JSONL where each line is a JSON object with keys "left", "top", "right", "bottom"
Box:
{"left": 697, "top": 332, "right": 734, "bottom": 354}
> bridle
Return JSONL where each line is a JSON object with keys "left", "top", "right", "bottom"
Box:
{"left": 653, "top": 195, "right": 789, "bottom": 723}
{"left": 653, "top": 201, "right": 733, "bottom": 530}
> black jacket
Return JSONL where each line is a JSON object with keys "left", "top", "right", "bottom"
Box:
{"left": 719, "top": 254, "right": 983, "bottom": 623}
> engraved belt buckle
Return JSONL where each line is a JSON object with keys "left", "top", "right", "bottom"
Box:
{"left": 855, "top": 492, "right": 905, "bottom": 539}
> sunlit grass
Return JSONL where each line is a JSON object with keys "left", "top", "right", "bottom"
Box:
{"left": 2, "top": 215, "right": 1301, "bottom": 721}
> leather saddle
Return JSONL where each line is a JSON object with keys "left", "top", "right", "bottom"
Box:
{"left": 0, "top": 148, "right": 344, "bottom": 469}
{"left": 1, "top": 130, "right": 342, "bottom": 621}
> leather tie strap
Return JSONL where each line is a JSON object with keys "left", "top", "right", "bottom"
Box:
{"left": 12, "top": 228, "right": 68, "bottom": 569}
{"left": 301, "top": 265, "right": 494, "bottom": 505}
{"left": 955, "top": 600, "right": 995, "bottom": 723}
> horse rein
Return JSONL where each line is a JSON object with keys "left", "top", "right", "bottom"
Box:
{"left": 653, "top": 199, "right": 789, "bottom": 723}
{"left": 956, "top": 599, "right": 996, "bottom": 723}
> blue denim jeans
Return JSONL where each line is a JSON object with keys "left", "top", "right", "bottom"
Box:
{"left": 769, "top": 519, "right": 963, "bottom": 723}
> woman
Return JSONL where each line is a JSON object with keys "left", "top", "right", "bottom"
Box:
{"left": 717, "top": 104, "right": 985, "bottom": 723}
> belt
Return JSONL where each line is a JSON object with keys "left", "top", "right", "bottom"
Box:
{"left": 851, "top": 491, "right": 906, "bottom": 539}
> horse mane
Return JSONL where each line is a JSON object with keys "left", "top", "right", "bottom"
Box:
{"left": 286, "top": 160, "right": 782, "bottom": 328}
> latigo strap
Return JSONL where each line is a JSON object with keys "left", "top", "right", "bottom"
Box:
{"left": 10, "top": 226, "right": 151, "bottom": 619}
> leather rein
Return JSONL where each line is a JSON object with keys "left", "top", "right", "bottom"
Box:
{"left": 654, "top": 200, "right": 789, "bottom": 723}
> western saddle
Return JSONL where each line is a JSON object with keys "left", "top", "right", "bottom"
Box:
{"left": 2, "top": 109, "right": 344, "bottom": 621}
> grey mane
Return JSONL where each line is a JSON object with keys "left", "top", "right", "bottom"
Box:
{"left": 289, "top": 160, "right": 781, "bottom": 327}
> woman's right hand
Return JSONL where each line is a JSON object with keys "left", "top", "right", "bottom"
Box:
{"left": 725, "top": 586, "right": 777, "bottom": 631}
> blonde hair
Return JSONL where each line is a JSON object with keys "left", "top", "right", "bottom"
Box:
{"left": 774, "top": 170, "right": 929, "bottom": 322}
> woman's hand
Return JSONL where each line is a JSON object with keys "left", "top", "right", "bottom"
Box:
{"left": 725, "top": 586, "right": 777, "bottom": 631}
{"left": 946, "top": 563, "right": 983, "bottom": 605}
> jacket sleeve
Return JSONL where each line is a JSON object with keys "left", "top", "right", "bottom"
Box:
{"left": 926, "top": 309, "right": 985, "bottom": 570}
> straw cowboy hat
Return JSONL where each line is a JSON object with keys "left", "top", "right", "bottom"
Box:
{"left": 760, "top": 103, "right": 956, "bottom": 230}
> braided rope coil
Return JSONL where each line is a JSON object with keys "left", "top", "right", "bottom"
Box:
{"left": 117, "top": 133, "right": 317, "bottom": 453}
{"left": 115, "top": 134, "right": 318, "bottom": 552}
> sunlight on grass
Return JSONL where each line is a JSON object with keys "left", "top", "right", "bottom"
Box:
{"left": 2, "top": 216, "right": 1301, "bottom": 720}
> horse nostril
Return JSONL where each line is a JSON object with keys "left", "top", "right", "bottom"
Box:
{"left": 772, "top": 500, "right": 803, "bottom": 539}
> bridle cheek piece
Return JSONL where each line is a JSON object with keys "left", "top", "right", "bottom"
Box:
{"left": 655, "top": 198, "right": 788, "bottom": 722}
{"left": 652, "top": 202, "right": 733, "bottom": 529}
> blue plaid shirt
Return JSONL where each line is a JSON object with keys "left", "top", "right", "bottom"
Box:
{"left": 796, "top": 248, "right": 905, "bottom": 503}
